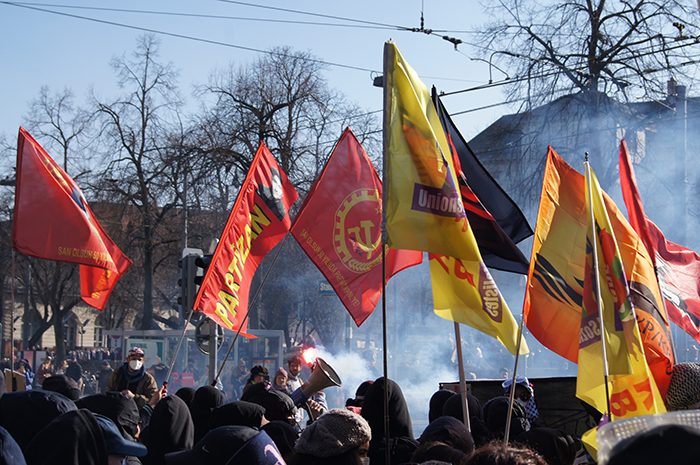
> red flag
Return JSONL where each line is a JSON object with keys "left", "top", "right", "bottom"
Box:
{"left": 620, "top": 140, "right": 700, "bottom": 343}
{"left": 80, "top": 231, "right": 133, "bottom": 310}
{"left": 291, "top": 128, "right": 422, "bottom": 326}
{"left": 12, "top": 127, "right": 132, "bottom": 309}
{"left": 13, "top": 127, "right": 120, "bottom": 270}
{"left": 194, "top": 142, "right": 298, "bottom": 333}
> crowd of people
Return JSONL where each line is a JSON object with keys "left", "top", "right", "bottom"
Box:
{"left": 0, "top": 349, "right": 699, "bottom": 464}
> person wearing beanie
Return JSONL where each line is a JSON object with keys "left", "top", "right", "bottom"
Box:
{"left": 272, "top": 367, "right": 290, "bottom": 394}
{"left": 665, "top": 362, "right": 700, "bottom": 411}
{"left": 106, "top": 347, "right": 158, "bottom": 409}
{"left": 287, "top": 408, "right": 371, "bottom": 465}
{"left": 502, "top": 375, "right": 539, "bottom": 422}
{"left": 243, "top": 365, "right": 269, "bottom": 395}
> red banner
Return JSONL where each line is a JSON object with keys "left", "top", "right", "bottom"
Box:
{"left": 291, "top": 128, "right": 421, "bottom": 326}
{"left": 194, "top": 142, "right": 298, "bottom": 332}
{"left": 80, "top": 237, "right": 133, "bottom": 310}
{"left": 12, "top": 127, "right": 132, "bottom": 309}
{"left": 620, "top": 140, "right": 700, "bottom": 343}
{"left": 13, "top": 127, "right": 121, "bottom": 270}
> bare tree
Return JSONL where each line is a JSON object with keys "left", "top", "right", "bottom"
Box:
{"left": 24, "top": 87, "right": 92, "bottom": 172}
{"left": 92, "top": 34, "right": 185, "bottom": 330}
{"left": 469, "top": 0, "right": 700, "bottom": 213}
{"left": 197, "top": 46, "right": 380, "bottom": 195}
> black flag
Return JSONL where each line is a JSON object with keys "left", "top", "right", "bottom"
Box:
{"left": 433, "top": 87, "right": 533, "bottom": 274}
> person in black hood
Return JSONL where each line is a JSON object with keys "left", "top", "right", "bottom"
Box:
{"left": 0, "top": 390, "right": 77, "bottom": 450}
{"left": 0, "top": 425, "right": 26, "bottom": 465}
{"left": 419, "top": 416, "right": 475, "bottom": 455}
{"left": 24, "top": 409, "right": 108, "bottom": 465}
{"left": 261, "top": 420, "right": 298, "bottom": 463}
{"left": 209, "top": 401, "right": 267, "bottom": 429}
{"left": 174, "top": 388, "right": 195, "bottom": 409}
{"left": 140, "top": 395, "right": 194, "bottom": 465}
{"left": 190, "top": 385, "right": 225, "bottom": 444}
{"left": 76, "top": 392, "right": 140, "bottom": 440}
{"left": 361, "top": 378, "right": 417, "bottom": 465}
{"left": 442, "top": 392, "right": 493, "bottom": 447}
{"left": 42, "top": 374, "right": 81, "bottom": 401}
{"left": 429, "top": 389, "right": 456, "bottom": 424}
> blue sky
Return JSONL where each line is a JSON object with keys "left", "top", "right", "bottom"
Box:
{"left": 0, "top": 0, "right": 510, "bottom": 147}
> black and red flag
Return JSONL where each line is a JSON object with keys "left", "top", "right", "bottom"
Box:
{"left": 194, "top": 142, "right": 298, "bottom": 334}
{"left": 432, "top": 88, "right": 532, "bottom": 274}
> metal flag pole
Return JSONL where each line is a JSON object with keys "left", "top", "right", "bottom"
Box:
{"left": 504, "top": 312, "right": 526, "bottom": 444}
{"left": 10, "top": 252, "right": 16, "bottom": 389}
{"left": 585, "top": 155, "right": 613, "bottom": 419}
{"left": 212, "top": 232, "right": 292, "bottom": 386}
{"left": 453, "top": 322, "right": 471, "bottom": 431}
{"left": 164, "top": 307, "right": 195, "bottom": 386}
{"left": 654, "top": 269, "right": 678, "bottom": 363}
{"left": 381, "top": 240, "right": 391, "bottom": 465}
{"left": 380, "top": 40, "right": 393, "bottom": 465}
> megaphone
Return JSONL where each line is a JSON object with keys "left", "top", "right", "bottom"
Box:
{"left": 289, "top": 357, "right": 342, "bottom": 407}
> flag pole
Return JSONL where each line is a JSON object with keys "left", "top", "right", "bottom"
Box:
{"left": 453, "top": 322, "right": 471, "bottom": 432}
{"left": 504, "top": 311, "right": 526, "bottom": 443}
{"left": 585, "top": 155, "right": 613, "bottom": 419}
{"left": 381, "top": 40, "right": 393, "bottom": 465}
{"left": 10, "top": 252, "right": 16, "bottom": 387}
{"left": 164, "top": 307, "right": 195, "bottom": 386}
{"left": 654, "top": 270, "right": 678, "bottom": 363}
{"left": 212, "top": 232, "right": 292, "bottom": 386}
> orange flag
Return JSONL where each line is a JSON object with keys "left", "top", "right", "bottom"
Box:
{"left": 291, "top": 128, "right": 422, "bottom": 326}
{"left": 194, "top": 142, "right": 298, "bottom": 332}
{"left": 524, "top": 147, "right": 673, "bottom": 398}
{"left": 12, "top": 127, "right": 132, "bottom": 309}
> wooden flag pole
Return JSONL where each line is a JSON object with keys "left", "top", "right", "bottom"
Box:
{"left": 453, "top": 322, "right": 471, "bottom": 431}
{"left": 504, "top": 312, "right": 526, "bottom": 443}
{"left": 585, "top": 156, "right": 613, "bottom": 419}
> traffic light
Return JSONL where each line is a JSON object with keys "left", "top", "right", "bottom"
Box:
{"left": 177, "top": 254, "right": 199, "bottom": 316}
{"left": 194, "top": 254, "right": 213, "bottom": 287}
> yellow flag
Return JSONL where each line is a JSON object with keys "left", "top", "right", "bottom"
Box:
{"left": 383, "top": 41, "right": 480, "bottom": 262}
{"left": 430, "top": 254, "right": 529, "bottom": 355}
{"left": 577, "top": 164, "right": 665, "bottom": 455}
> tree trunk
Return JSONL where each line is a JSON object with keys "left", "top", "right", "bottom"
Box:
{"left": 53, "top": 309, "right": 66, "bottom": 358}
{"left": 141, "top": 231, "right": 154, "bottom": 330}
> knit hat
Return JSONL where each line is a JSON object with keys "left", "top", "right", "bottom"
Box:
{"left": 295, "top": 408, "right": 371, "bottom": 458}
{"left": 128, "top": 347, "right": 144, "bottom": 357}
{"left": 275, "top": 367, "right": 288, "bottom": 379}
{"left": 666, "top": 362, "right": 700, "bottom": 411}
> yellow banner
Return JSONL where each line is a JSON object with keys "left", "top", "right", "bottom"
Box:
{"left": 383, "top": 41, "right": 481, "bottom": 262}
{"left": 577, "top": 165, "right": 665, "bottom": 455}
{"left": 430, "top": 254, "right": 528, "bottom": 355}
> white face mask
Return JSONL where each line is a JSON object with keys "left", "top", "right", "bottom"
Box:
{"left": 360, "top": 458, "right": 370, "bottom": 465}
{"left": 129, "top": 360, "right": 143, "bottom": 371}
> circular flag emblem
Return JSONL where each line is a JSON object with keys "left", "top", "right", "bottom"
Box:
{"left": 333, "top": 188, "right": 385, "bottom": 273}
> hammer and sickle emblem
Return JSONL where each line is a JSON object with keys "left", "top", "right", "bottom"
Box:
{"left": 347, "top": 220, "right": 380, "bottom": 259}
